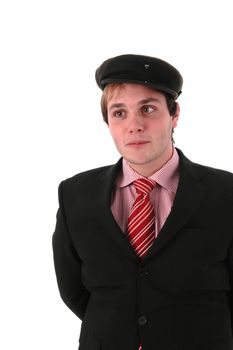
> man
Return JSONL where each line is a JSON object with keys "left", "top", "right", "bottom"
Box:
{"left": 52, "top": 54, "right": 233, "bottom": 350}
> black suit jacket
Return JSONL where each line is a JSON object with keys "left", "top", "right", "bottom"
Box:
{"left": 53, "top": 149, "right": 233, "bottom": 350}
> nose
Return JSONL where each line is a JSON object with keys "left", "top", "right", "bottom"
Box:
{"left": 128, "top": 115, "right": 144, "bottom": 134}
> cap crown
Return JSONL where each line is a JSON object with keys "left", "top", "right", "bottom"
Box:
{"left": 95, "top": 54, "right": 183, "bottom": 99}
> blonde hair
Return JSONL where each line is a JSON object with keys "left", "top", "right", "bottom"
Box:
{"left": 100, "top": 83, "right": 128, "bottom": 124}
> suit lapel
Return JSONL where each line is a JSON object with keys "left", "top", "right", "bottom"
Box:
{"left": 96, "top": 159, "right": 139, "bottom": 262}
{"left": 93, "top": 151, "right": 211, "bottom": 263}
{"left": 144, "top": 151, "right": 211, "bottom": 261}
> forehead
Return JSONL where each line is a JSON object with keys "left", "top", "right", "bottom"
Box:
{"left": 107, "top": 83, "right": 165, "bottom": 103}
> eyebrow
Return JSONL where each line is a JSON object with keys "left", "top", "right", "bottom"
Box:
{"left": 138, "top": 97, "right": 162, "bottom": 105}
{"left": 109, "top": 97, "right": 162, "bottom": 110}
{"left": 109, "top": 103, "right": 125, "bottom": 110}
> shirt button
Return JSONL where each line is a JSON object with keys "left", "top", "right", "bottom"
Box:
{"left": 138, "top": 315, "right": 147, "bottom": 326}
{"left": 139, "top": 269, "right": 149, "bottom": 277}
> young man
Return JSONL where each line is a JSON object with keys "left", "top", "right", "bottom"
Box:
{"left": 53, "top": 54, "right": 233, "bottom": 350}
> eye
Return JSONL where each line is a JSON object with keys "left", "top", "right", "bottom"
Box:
{"left": 141, "top": 105, "right": 155, "bottom": 114}
{"left": 113, "top": 110, "right": 125, "bottom": 118}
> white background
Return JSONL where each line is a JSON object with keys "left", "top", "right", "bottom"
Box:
{"left": 1, "top": 0, "right": 233, "bottom": 349}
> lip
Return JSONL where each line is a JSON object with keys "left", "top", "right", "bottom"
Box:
{"left": 126, "top": 140, "right": 150, "bottom": 146}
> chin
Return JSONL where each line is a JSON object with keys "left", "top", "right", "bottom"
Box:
{"left": 124, "top": 157, "right": 150, "bottom": 166}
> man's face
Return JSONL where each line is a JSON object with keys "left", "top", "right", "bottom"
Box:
{"left": 107, "top": 83, "right": 179, "bottom": 176}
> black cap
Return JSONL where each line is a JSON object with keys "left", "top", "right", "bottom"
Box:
{"left": 95, "top": 54, "right": 183, "bottom": 99}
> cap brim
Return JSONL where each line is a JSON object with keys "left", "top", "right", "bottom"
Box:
{"left": 101, "top": 78, "right": 180, "bottom": 99}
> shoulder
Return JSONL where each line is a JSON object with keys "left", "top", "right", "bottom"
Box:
{"left": 60, "top": 165, "right": 114, "bottom": 190}
{"left": 58, "top": 159, "right": 122, "bottom": 194}
{"left": 64, "top": 164, "right": 114, "bottom": 184}
{"left": 177, "top": 148, "right": 233, "bottom": 186}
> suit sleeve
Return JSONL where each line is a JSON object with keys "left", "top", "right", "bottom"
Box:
{"left": 227, "top": 236, "right": 233, "bottom": 333}
{"left": 52, "top": 181, "right": 90, "bottom": 320}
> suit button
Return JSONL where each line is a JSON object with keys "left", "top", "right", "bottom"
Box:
{"left": 138, "top": 315, "right": 147, "bottom": 326}
{"left": 139, "top": 269, "right": 149, "bottom": 277}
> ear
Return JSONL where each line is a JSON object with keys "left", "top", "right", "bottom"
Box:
{"left": 172, "top": 102, "right": 180, "bottom": 128}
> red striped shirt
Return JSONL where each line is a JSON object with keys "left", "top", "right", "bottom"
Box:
{"left": 111, "top": 148, "right": 180, "bottom": 236}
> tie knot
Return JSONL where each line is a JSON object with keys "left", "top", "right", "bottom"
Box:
{"left": 133, "top": 178, "right": 156, "bottom": 195}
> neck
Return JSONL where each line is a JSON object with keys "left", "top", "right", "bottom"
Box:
{"left": 127, "top": 147, "right": 174, "bottom": 177}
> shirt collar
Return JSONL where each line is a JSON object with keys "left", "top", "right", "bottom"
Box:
{"left": 116, "top": 148, "right": 180, "bottom": 193}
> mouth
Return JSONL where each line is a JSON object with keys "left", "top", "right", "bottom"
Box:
{"left": 126, "top": 140, "right": 150, "bottom": 147}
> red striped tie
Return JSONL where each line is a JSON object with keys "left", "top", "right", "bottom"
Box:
{"left": 127, "top": 178, "right": 156, "bottom": 259}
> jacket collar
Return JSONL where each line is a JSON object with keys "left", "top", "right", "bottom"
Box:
{"left": 96, "top": 148, "right": 210, "bottom": 263}
{"left": 143, "top": 148, "right": 210, "bottom": 262}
